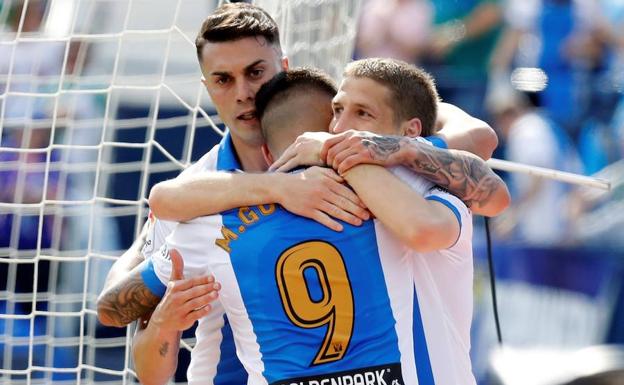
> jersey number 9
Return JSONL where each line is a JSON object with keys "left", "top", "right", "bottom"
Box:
{"left": 276, "top": 241, "right": 354, "bottom": 365}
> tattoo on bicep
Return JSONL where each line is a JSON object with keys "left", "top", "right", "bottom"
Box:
{"left": 409, "top": 143, "right": 500, "bottom": 208}
{"left": 99, "top": 273, "right": 161, "bottom": 326}
{"left": 363, "top": 136, "right": 403, "bottom": 160}
{"left": 159, "top": 341, "right": 170, "bottom": 357}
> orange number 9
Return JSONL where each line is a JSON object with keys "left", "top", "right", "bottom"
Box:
{"left": 275, "top": 241, "right": 354, "bottom": 365}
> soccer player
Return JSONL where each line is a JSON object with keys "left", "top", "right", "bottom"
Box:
{"left": 140, "top": 66, "right": 470, "bottom": 385}
{"left": 327, "top": 58, "right": 478, "bottom": 385}
{"left": 96, "top": 3, "right": 506, "bottom": 384}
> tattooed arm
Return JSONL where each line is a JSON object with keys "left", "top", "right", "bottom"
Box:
{"left": 133, "top": 315, "right": 182, "bottom": 385}
{"left": 97, "top": 267, "right": 162, "bottom": 327}
{"left": 97, "top": 241, "right": 218, "bottom": 328}
{"left": 96, "top": 223, "right": 160, "bottom": 327}
{"left": 323, "top": 131, "right": 511, "bottom": 217}
{"left": 132, "top": 249, "right": 220, "bottom": 385}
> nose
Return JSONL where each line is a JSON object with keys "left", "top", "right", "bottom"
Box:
{"left": 235, "top": 80, "right": 254, "bottom": 103}
{"left": 331, "top": 114, "right": 350, "bottom": 134}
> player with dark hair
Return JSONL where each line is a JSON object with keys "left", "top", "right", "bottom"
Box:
{"left": 96, "top": 4, "right": 506, "bottom": 385}
{"left": 141, "top": 65, "right": 472, "bottom": 385}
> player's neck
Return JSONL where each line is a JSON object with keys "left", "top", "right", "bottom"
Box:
{"left": 230, "top": 135, "right": 268, "bottom": 172}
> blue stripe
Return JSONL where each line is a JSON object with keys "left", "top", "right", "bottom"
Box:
{"left": 214, "top": 315, "right": 247, "bottom": 385}
{"left": 426, "top": 195, "right": 462, "bottom": 229}
{"left": 139, "top": 259, "right": 167, "bottom": 298}
{"left": 413, "top": 288, "right": 435, "bottom": 385}
{"left": 425, "top": 135, "right": 448, "bottom": 149}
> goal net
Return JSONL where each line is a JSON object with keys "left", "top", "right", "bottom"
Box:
{"left": 0, "top": 0, "right": 361, "bottom": 384}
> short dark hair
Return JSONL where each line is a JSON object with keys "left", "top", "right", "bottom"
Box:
{"left": 195, "top": 3, "right": 281, "bottom": 62}
{"left": 344, "top": 58, "right": 440, "bottom": 137}
{"left": 255, "top": 68, "right": 336, "bottom": 150}
{"left": 255, "top": 68, "right": 337, "bottom": 121}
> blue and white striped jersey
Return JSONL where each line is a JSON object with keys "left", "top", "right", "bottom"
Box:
{"left": 140, "top": 134, "right": 247, "bottom": 385}
{"left": 140, "top": 133, "right": 472, "bottom": 385}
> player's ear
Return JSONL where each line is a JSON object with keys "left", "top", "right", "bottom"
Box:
{"left": 281, "top": 56, "right": 289, "bottom": 71}
{"left": 261, "top": 144, "right": 274, "bottom": 167}
{"left": 401, "top": 117, "right": 422, "bottom": 138}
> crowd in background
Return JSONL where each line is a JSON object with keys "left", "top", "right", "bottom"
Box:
{"left": 356, "top": 0, "right": 624, "bottom": 248}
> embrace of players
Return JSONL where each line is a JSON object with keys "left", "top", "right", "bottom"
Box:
{"left": 96, "top": 3, "right": 510, "bottom": 385}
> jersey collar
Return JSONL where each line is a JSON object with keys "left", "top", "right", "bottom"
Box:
{"left": 217, "top": 131, "right": 243, "bottom": 172}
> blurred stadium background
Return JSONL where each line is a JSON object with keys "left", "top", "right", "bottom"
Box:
{"left": 0, "top": 0, "right": 623, "bottom": 384}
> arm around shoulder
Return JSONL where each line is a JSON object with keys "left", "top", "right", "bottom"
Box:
{"left": 148, "top": 172, "right": 283, "bottom": 222}
{"left": 435, "top": 102, "right": 498, "bottom": 160}
{"left": 400, "top": 140, "right": 510, "bottom": 217}
{"left": 343, "top": 165, "right": 459, "bottom": 252}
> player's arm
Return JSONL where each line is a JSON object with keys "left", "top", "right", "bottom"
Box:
{"left": 97, "top": 222, "right": 160, "bottom": 327}
{"left": 323, "top": 131, "right": 510, "bottom": 217}
{"left": 131, "top": 248, "right": 219, "bottom": 385}
{"left": 97, "top": 263, "right": 161, "bottom": 327}
{"left": 270, "top": 102, "right": 498, "bottom": 173}
{"left": 97, "top": 243, "right": 218, "bottom": 328}
{"left": 433, "top": 102, "right": 498, "bottom": 160}
{"left": 343, "top": 164, "right": 459, "bottom": 251}
{"left": 148, "top": 168, "right": 369, "bottom": 231}
{"left": 133, "top": 315, "right": 182, "bottom": 385}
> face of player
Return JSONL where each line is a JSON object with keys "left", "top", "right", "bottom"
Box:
{"left": 330, "top": 76, "right": 421, "bottom": 137}
{"left": 200, "top": 36, "right": 288, "bottom": 147}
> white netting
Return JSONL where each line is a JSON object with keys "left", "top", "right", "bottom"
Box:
{"left": 0, "top": 0, "right": 361, "bottom": 383}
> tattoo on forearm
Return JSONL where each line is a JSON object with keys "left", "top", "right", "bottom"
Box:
{"left": 363, "top": 136, "right": 404, "bottom": 160}
{"left": 407, "top": 141, "right": 502, "bottom": 209}
{"left": 99, "top": 273, "right": 161, "bottom": 326}
{"left": 159, "top": 341, "right": 170, "bottom": 357}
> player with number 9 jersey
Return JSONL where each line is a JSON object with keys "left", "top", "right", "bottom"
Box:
{"left": 153, "top": 167, "right": 447, "bottom": 385}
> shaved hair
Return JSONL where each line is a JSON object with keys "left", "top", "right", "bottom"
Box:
{"left": 255, "top": 68, "right": 337, "bottom": 156}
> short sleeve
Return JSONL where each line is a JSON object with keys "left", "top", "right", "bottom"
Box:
{"left": 153, "top": 216, "right": 222, "bottom": 283}
{"left": 424, "top": 187, "right": 472, "bottom": 247}
{"left": 424, "top": 135, "right": 448, "bottom": 149}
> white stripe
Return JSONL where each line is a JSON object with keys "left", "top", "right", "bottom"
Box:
{"left": 151, "top": 142, "right": 234, "bottom": 385}
{"left": 188, "top": 303, "right": 227, "bottom": 385}
{"left": 413, "top": 204, "right": 477, "bottom": 385}
{"left": 373, "top": 220, "right": 419, "bottom": 385}
{"left": 210, "top": 249, "right": 267, "bottom": 385}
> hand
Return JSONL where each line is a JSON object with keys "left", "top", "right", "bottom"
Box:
{"left": 269, "top": 131, "right": 335, "bottom": 172}
{"left": 276, "top": 166, "right": 370, "bottom": 231}
{"left": 150, "top": 249, "right": 220, "bottom": 332}
{"left": 321, "top": 130, "right": 405, "bottom": 175}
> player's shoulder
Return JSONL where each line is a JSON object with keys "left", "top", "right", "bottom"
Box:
{"left": 179, "top": 143, "right": 221, "bottom": 177}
